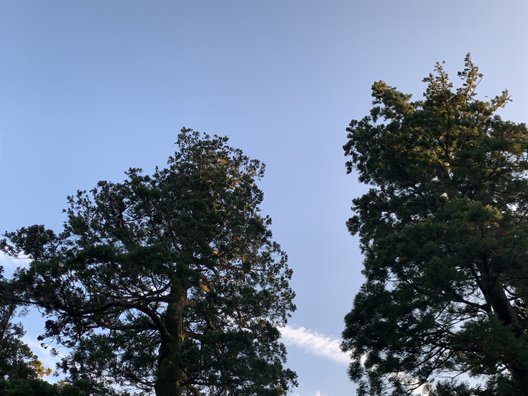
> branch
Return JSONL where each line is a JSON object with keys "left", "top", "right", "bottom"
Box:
{"left": 60, "top": 300, "right": 168, "bottom": 339}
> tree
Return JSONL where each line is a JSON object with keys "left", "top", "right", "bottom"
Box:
{"left": 2, "top": 129, "right": 296, "bottom": 396}
{"left": 341, "top": 56, "right": 528, "bottom": 395}
{"left": 0, "top": 266, "right": 64, "bottom": 396}
{"left": 0, "top": 267, "right": 49, "bottom": 381}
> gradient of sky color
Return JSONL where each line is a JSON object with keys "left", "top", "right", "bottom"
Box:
{"left": 1, "top": 1, "right": 528, "bottom": 395}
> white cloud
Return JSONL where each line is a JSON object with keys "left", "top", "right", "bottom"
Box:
{"left": 280, "top": 325, "right": 350, "bottom": 365}
{"left": 289, "top": 391, "right": 327, "bottom": 396}
{"left": 281, "top": 326, "right": 427, "bottom": 395}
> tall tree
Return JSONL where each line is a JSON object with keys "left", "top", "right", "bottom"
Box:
{"left": 2, "top": 129, "right": 296, "bottom": 396}
{"left": 342, "top": 56, "right": 528, "bottom": 395}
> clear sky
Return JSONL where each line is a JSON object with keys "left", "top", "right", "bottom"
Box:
{"left": 1, "top": 1, "right": 528, "bottom": 395}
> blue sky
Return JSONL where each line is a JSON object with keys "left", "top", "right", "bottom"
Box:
{"left": 1, "top": 1, "right": 528, "bottom": 395}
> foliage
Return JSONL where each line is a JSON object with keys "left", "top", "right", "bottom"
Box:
{"left": 342, "top": 55, "right": 528, "bottom": 394}
{"left": 2, "top": 129, "right": 296, "bottom": 395}
{"left": 0, "top": 267, "right": 51, "bottom": 381}
{"left": 0, "top": 378, "right": 57, "bottom": 396}
{"left": 0, "top": 377, "right": 130, "bottom": 396}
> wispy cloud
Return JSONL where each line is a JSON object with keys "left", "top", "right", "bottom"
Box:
{"left": 280, "top": 325, "right": 350, "bottom": 365}
{"left": 282, "top": 325, "right": 427, "bottom": 395}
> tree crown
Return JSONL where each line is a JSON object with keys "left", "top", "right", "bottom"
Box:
{"left": 342, "top": 56, "right": 528, "bottom": 395}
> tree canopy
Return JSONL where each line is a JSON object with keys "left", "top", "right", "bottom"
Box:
{"left": 342, "top": 56, "right": 528, "bottom": 395}
{"left": 2, "top": 129, "right": 296, "bottom": 396}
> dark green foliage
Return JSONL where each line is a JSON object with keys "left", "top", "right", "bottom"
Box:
{"left": 2, "top": 129, "right": 296, "bottom": 395}
{"left": 0, "top": 378, "right": 58, "bottom": 396}
{"left": 342, "top": 56, "right": 528, "bottom": 395}
{"left": 0, "top": 378, "right": 131, "bottom": 396}
{"left": 0, "top": 267, "right": 48, "bottom": 381}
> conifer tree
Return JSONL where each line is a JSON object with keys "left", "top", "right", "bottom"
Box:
{"left": 342, "top": 56, "right": 528, "bottom": 395}
{"left": 3, "top": 129, "right": 296, "bottom": 396}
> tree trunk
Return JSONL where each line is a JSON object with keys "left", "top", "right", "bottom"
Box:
{"left": 155, "top": 287, "right": 187, "bottom": 396}
{"left": 155, "top": 338, "right": 183, "bottom": 396}
{"left": 511, "top": 368, "right": 528, "bottom": 396}
{"left": 479, "top": 273, "right": 528, "bottom": 393}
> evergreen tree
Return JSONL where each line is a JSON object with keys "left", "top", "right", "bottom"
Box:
{"left": 2, "top": 129, "right": 296, "bottom": 396}
{"left": 342, "top": 56, "right": 528, "bottom": 395}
